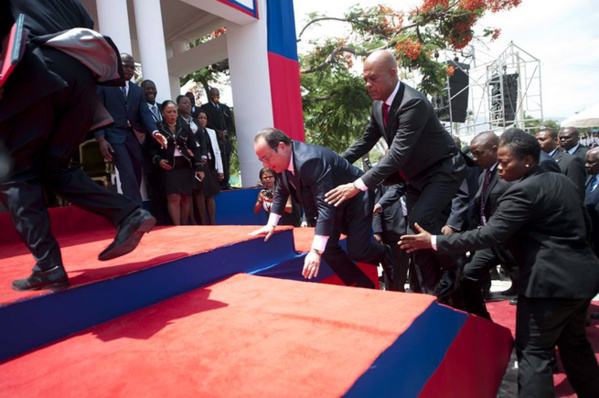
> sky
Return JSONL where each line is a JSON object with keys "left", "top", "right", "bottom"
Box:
{"left": 292, "top": 0, "right": 599, "bottom": 122}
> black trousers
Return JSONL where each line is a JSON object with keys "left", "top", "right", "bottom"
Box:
{"left": 406, "top": 155, "right": 466, "bottom": 293}
{"left": 516, "top": 296, "right": 599, "bottom": 397}
{"left": 322, "top": 189, "right": 386, "bottom": 289}
{"left": 0, "top": 48, "right": 137, "bottom": 272}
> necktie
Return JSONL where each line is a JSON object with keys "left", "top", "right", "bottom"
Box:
{"left": 480, "top": 169, "right": 492, "bottom": 225}
{"left": 151, "top": 104, "right": 160, "bottom": 121}
{"left": 121, "top": 86, "right": 127, "bottom": 98}
{"left": 382, "top": 103, "right": 390, "bottom": 128}
{"left": 589, "top": 176, "right": 598, "bottom": 193}
{"left": 286, "top": 170, "right": 300, "bottom": 203}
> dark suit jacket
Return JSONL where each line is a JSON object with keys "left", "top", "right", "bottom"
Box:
{"left": 473, "top": 166, "right": 512, "bottom": 226}
{"left": 96, "top": 83, "right": 156, "bottom": 144}
{"left": 271, "top": 141, "right": 364, "bottom": 237}
{"left": 584, "top": 175, "right": 599, "bottom": 257}
{"left": 552, "top": 149, "right": 585, "bottom": 200}
{"left": 446, "top": 155, "right": 482, "bottom": 231}
{"left": 539, "top": 150, "right": 561, "bottom": 173}
{"left": 148, "top": 120, "right": 203, "bottom": 172}
{"left": 1, "top": 0, "right": 121, "bottom": 127}
{"left": 341, "top": 82, "right": 464, "bottom": 188}
{"left": 200, "top": 101, "right": 233, "bottom": 132}
{"left": 373, "top": 183, "right": 406, "bottom": 239}
{"left": 570, "top": 144, "right": 589, "bottom": 162}
{"left": 437, "top": 167, "right": 599, "bottom": 299}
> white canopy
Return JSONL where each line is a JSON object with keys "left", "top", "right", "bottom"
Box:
{"left": 561, "top": 103, "right": 599, "bottom": 128}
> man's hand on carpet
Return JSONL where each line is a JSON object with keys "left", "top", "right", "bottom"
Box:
{"left": 302, "top": 250, "right": 321, "bottom": 280}
{"left": 325, "top": 182, "right": 359, "bottom": 207}
{"left": 249, "top": 225, "right": 275, "bottom": 242}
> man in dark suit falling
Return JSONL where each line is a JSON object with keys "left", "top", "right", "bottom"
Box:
{"left": 325, "top": 50, "right": 466, "bottom": 299}
{"left": 249, "top": 128, "right": 396, "bottom": 288}
{"left": 96, "top": 54, "right": 157, "bottom": 204}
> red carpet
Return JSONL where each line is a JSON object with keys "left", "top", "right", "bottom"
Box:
{"left": 0, "top": 206, "right": 298, "bottom": 305}
{"left": 0, "top": 274, "right": 437, "bottom": 397}
{"left": 487, "top": 300, "right": 599, "bottom": 397}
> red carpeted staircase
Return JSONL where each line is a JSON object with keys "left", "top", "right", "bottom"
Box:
{"left": 0, "top": 206, "right": 514, "bottom": 397}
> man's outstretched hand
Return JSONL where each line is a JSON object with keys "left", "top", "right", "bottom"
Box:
{"left": 248, "top": 225, "right": 275, "bottom": 242}
{"left": 325, "top": 182, "right": 359, "bottom": 207}
{"left": 398, "top": 223, "right": 433, "bottom": 253}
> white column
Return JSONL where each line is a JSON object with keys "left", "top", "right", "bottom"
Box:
{"left": 226, "top": 0, "right": 273, "bottom": 187}
{"left": 169, "top": 41, "right": 189, "bottom": 101}
{"left": 132, "top": 0, "right": 171, "bottom": 101}
{"left": 95, "top": 0, "right": 132, "bottom": 55}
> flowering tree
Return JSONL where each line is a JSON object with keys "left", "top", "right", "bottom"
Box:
{"left": 299, "top": 0, "right": 521, "bottom": 151}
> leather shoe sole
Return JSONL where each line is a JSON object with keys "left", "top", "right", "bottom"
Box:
{"left": 12, "top": 265, "right": 69, "bottom": 291}
{"left": 98, "top": 209, "right": 156, "bottom": 261}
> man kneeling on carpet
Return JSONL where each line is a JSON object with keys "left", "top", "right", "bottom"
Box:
{"left": 249, "top": 128, "right": 396, "bottom": 288}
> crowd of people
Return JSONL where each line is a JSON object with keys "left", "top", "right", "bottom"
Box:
{"left": 249, "top": 50, "right": 599, "bottom": 397}
{"left": 94, "top": 54, "right": 234, "bottom": 227}
{"left": 1, "top": 1, "right": 598, "bottom": 395}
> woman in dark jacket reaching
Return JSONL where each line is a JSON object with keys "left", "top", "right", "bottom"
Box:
{"left": 150, "top": 100, "right": 203, "bottom": 225}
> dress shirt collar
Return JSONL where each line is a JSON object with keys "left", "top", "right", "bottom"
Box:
{"left": 287, "top": 146, "right": 295, "bottom": 175}
{"left": 567, "top": 144, "right": 580, "bottom": 155}
{"left": 548, "top": 147, "right": 558, "bottom": 158}
{"left": 488, "top": 162, "right": 498, "bottom": 173}
{"left": 384, "top": 81, "right": 401, "bottom": 107}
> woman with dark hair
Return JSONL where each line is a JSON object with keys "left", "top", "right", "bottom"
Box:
{"left": 150, "top": 100, "right": 203, "bottom": 225}
{"left": 191, "top": 109, "right": 223, "bottom": 225}
{"left": 254, "top": 167, "right": 301, "bottom": 227}
{"left": 400, "top": 128, "right": 599, "bottom": 397}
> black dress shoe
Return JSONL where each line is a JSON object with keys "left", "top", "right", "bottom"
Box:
{"left": 12, "top": 265, "right": 69, "bottom": 291}
{"left": 380, "top": 245, "right": 396, "bottom": 286}
{"left": 509, "top": 298, "right": 518, "bottom": 305}
{"left": 434, "top": 268, "right": 461, "bottom": 302}
{"left": 98, "top": 208, "right": 156, "bottom": 261}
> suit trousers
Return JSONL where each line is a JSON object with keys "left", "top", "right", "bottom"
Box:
{"left": 322, "top": 190, "right": 385, "bottom": 288}
{"left": 406, "top": 155, "right": 465, "bottom": 293}
{"left": 0, "top": 48, "right": 138, "bottom": 272}
{"left": 516, "top": 296, "right": 599, "bottom": 398}
{"left": 111, "top": 132, "right": 143, "bottom": 205}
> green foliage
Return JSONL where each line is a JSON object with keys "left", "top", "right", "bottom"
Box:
{"left": 298, "top": 1, "right": 522, "bottom": 149}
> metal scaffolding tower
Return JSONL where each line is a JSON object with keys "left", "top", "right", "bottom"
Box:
{"left": 435, "top": 42, "right": 543, "bottom": 142}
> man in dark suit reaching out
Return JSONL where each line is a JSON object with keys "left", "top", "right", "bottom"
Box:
{"left": 249, "top": 128, "right": 395, "bottom": 288}
{"left": 400, "top": 129, "right": 599, "bottom": 397}
{"left": 325, "top": 50, "right": 466, "bottom": 299}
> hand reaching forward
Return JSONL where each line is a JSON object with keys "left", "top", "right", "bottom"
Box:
{"left": 152, "top": 131, "right": 168, "bottom": 149}
{"left": 325, "top": 182, "right": 359, "bottom": 207}
{"left": 398, "top": 223, "right": 433, "bottom": 253}
{"left": 248, "top": 225, "right": 275, "bottom": 242}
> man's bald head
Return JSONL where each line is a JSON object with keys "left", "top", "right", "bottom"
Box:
{"left": 363, "top": 50, "right": 399, "bottom": 101}
{"left": 585, "top": 147, "right": 599, "bottom": 175}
